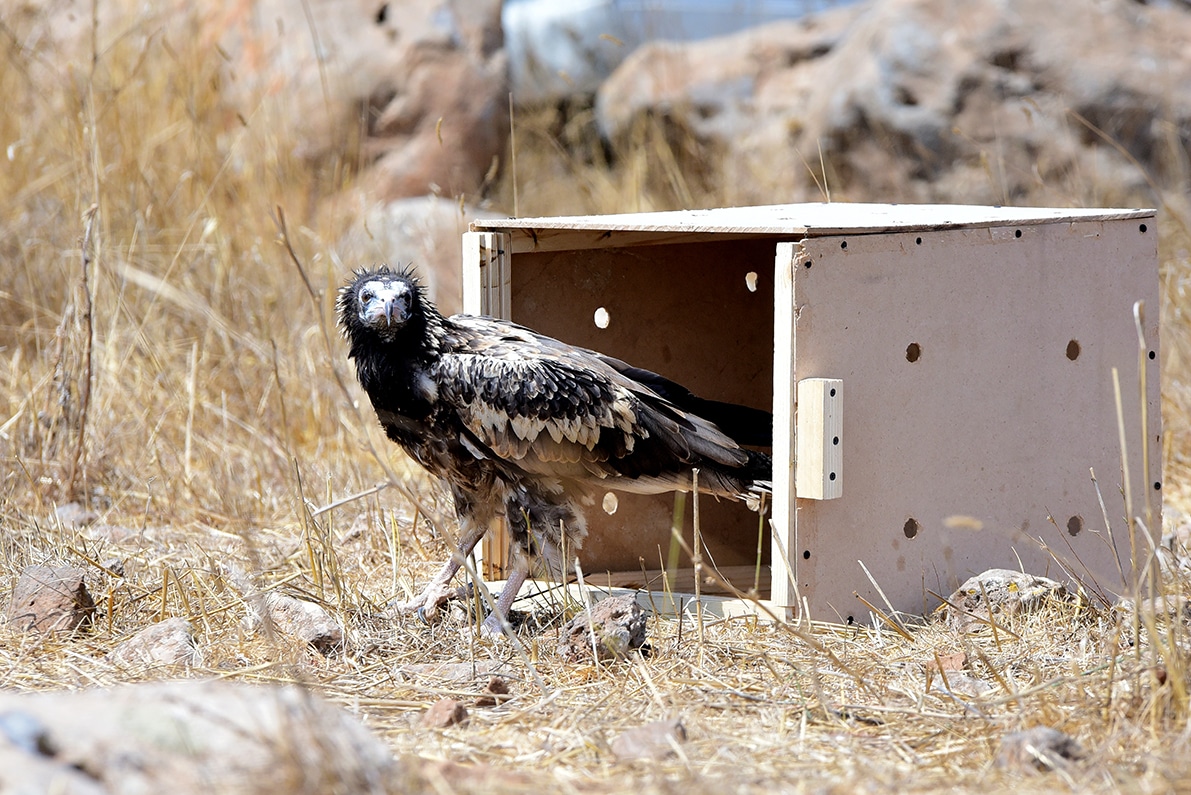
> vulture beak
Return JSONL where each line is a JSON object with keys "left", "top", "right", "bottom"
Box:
{"left": 383, "top": 297, "right": 399, "bottom": 326}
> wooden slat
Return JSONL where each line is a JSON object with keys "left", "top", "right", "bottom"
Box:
{"left": 462, "top": 232, "right": 513, "bottom": 579}
{"left": 795, "top": 378, "right": 843, "bottom": 500}
{"left": 582, "top": 564, "right": 770, "bottom": 596}
{"left": 770, "top": 242, "right": 799, "bottom": 615}
{"left": 470, "top": 203, "right": 1154, "bottom": 245}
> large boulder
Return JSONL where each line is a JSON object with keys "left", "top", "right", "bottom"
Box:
{"left": 596, "top": 0, "right": 1191, "bottom": 206}
{"left": 8, "top": 0, "right": 508, "bottom": 203}
{"left": 337, "top": 195, "right": 506, "bottom": 315}
{"left": 0, "top": 680, "right": 395, "bottom": 793}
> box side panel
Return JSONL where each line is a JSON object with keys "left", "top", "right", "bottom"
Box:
{"left": 506, "top": 239, "right": 777, "bottom": 576}
{"left": 790, "top": 219, "right": 1160, "bottom": 621}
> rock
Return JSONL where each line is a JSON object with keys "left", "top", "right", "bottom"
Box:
{"left": 110, "top": 618, "right": 203, "bottom": 668}
{"left": 596, "top": 17, "right": 854, "bottom": 143}
{"left": 610, "top": 718, "right": 686, "bottom": 762}
{"left": 596, "top": 0, "right": 1191, "bottom": 207}
{"left": 926, "top": 650, "right": 968, "bottom": 674}
{"left": 995, "top": 726, "right": 1083, "bottom": 773}
{"left": 475, "top": 676, "right": 510, "bottom": 707}
{"left": 0, "top": 680, "right": 395, "bottom": 794}
{"left": 227, "top": 563, "right": 344, "bottom": 654}
{"left": 54, "top": 501, "right": 98, "bottom": 528}
{"left": 421, "top": 697, "right": 469, "bottom": 729}
{"left": 929, "top": 672, "right": 993, "bottom": 699}
{"left": 505, "top": 0, "right": 827, "bottom": 103}
{"left": 400, "top": 659, "right": 518, "bottom": 684}
{"left": 5, "top": 565, "right": 96, "bottom": 635}
{"left": 337, "top": 196, "right": 506, "bottom": 316}
{"left": 85, "top": 523, "right": 145, "bottom": 546}
{"left": 261, "top": 593, "right": 344, "bottom": 654}
{"left": 939, "top": 568, "right": 1065, "bottom": 630}
{"left": 558, "top": 594, "right": 648, "bottom": 662}
{"left": 12, "top": 0, "right": 508, "bottom": 203}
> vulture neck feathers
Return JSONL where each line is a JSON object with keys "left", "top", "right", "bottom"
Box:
{"left": 339, "top": 267, "right": 450, "bottom": 418}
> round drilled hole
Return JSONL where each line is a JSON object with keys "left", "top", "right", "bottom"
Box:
{"left": 1067, "top": 515, "right": 1083, "bottom": 536}
{"left": 745, "top": 271, "right": 759, "bottom": 293}
{"left": 1014, "top": 229, "right": 1022, "bottom": 239}
{"left": 840, "top": 240, "right": 848, "bottom": 250}
{"left": 1140, "top": 223, "right": 1148, "bottom": 233}
{"left": 602, "top": 492, "right": 619, "bottom": 515}
{"left": 593, "top": 307, "right": 610, "bottom": 329}
{"left": 903, "top": 518, "right": 919, "bottom": 539}
{"left": 832, "top": 436, "right": 840, "bottom": 445}
{"left": 802, "top": 550, "right": 811, "bottom": 560}
{"left": 915, "top": 236, "right": 922, "bottom": 245}
{"left": 1066, "top": 340, "right": 1081, "bottom": 360}
{"left": 1154, "top": 481, "right": 1163, "bottom": 491}
{"left": 1149, "top": 350, "right": 1157, "bottom": 360}
{"left": 829, "top": 472, "right": 836, "bottom": 481}
{"left": 906, "top": 342, "right": 922, "bottom": 363}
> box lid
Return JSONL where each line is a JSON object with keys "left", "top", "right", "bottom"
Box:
{"left": 470, "top": 202, "right": 1155, "bottom": 253}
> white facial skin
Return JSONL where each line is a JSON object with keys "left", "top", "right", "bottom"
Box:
{"left": 357, "top": 279, "right": 413, "bottom": 328}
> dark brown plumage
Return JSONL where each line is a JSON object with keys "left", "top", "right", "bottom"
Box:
{"left": 339, "top": 265, "right": 771, "bottom": 634}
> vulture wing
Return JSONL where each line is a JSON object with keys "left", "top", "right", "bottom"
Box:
{"left": 434, "top": 316, "right": 765, "bottom": 497}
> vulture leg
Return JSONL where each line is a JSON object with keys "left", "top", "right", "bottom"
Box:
{"left": 394, "top": 516, "right": 487, "bottom": 622}
{"left": 480, "top": 554, "right": 531, "bottom": 637}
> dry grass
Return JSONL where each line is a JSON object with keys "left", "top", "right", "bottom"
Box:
{"left": 5, "top": 6, "right": 1191, "bottom": 793}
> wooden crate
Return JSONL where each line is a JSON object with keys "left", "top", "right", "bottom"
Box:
{"left": 464, "top": 203, "right": 1161, "bottom": 621}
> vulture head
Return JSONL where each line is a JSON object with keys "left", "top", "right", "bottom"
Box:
{"left": 339, "top": 266, "right": 426, "bottom": 344}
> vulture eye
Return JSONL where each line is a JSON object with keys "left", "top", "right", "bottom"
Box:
{"left": 359, "top": 289, "right": 374, "bottom": 304}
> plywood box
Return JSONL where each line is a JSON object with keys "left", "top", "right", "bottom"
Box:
{"left": 464, "top": 203, "right": 1161, "bottom": 622}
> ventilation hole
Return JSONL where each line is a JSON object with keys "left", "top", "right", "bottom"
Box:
{"left": 1067, "top": 515, "right": 1083, "bottom": 536}
{"left": 1014, "top": 229, "right": 1022, "bottom": 238}
{"left": 745, "top": 271, "right": 759, "bottom": 292}
{"left": 1140, "top": 223, "right": 1148, "bottom": 233}
{"left": 802, "top": 550, "right": 811, "bottom": 560}
{"left": 840, "top": 240, "right": 848, "bottom": 250}
{"left": 903, "top": 518, "right": 919, "bottom": 539}
{"left": 803, "top": 260, "right": 813, "bottom": 269}
{"left": 593, "top": 307, "right": 610, "bottom": 329}
{"left": 832, "top": 436, "right": 839, "bottom": 445}
{"left": 1154, "top": 481, "right": 1163, "bottom": 491}
{"left": 602, "top": 492, "right": 619, "bottom": 515}
{"left": 829, "top": 472, "right": 836, "bottom": 481}
{"left": 829, "top": 387, "right": 837, "bottom": 398}
{"left": 915, "top": 236, "right": 923, "bottom": 245}
{"left": 1149, "top": 350, "right": 1157, "bottom": 360}
{"left": 906, "top": 342, "right": 921, "bottom": 363}
{"left": 1066, "top": 340, "right": 1081, "bottom": 361}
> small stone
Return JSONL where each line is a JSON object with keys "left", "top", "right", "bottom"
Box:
{"left": 86, "top": 523, "right": 143, "bottom": 545}
{"left": 995, "top": 726, "right": 1083, "bottom": 773}
{"left": 475, "top": 676, "right": 510, "bottom": 707}
{"left": 558, "top": 594, "right": 648, "bottom": 662}
{"left": 54, "top": 502, "right": 99, "bottom": 528}
{"left": 401, "top": 660, "right": 516, "bottom": 684}
{"left": 263, "top": 594, "right": 343, "bottom": 654}
{"left": 611, "top": 718, "right": 686, "bottom": 762}
{"left": 929, "top": 672, "right": 993, "bottom": 698}
{"left": 5, "top": 566, "right": 96, "bottom": 634}
{"left": 110, "top": 618, "right": 202, "bottom": 668}
{"left": 939, "top": 568, "right": 1065, "bottom": 630}
{"left": 421, "top": 698, "right": 469, "bottom": 729}
{"left": 926, "top": 651, "right": 968, "bottom": 673}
